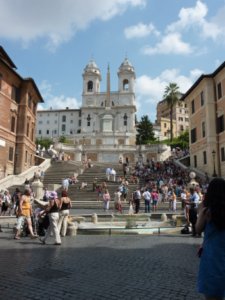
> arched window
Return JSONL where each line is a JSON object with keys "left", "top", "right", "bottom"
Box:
{"left": 123, "top": 113, "right": 128, "bottom": 126}
{"left": 123, "top": 79, "right": 129, "bottom": 91}
{"left": 87, "top": 114, "right": 91, "bottom": 126}
{"left": 87, "top": 81, "right": 93, "bottom": 92}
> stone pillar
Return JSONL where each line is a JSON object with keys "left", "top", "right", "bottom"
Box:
{"left": 161, "top": 213, "right": 167, "bottom": 222}
{"left": 92, "top": 213, "right": 98, "bottom": 224}
{"left": 66, "top": 222, "right": 78, "bottom": 236}
{"left": 31, "top": 179, "right": 44, "bottom": 200}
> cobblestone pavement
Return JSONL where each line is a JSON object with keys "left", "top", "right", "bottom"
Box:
{"left": 0, "top": 231, "right": 204, "bottom": 300}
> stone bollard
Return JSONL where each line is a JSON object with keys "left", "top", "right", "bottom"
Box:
{"left": 171, "top": 215, "right": 177, "bottom": 225}
{"left": 66, "top": 222, "right": 78, "bottom": 236}
{"left": 92, "top": 213, "right": 98, "bottom": 224}
{"left": 31, "top": 179, "right": 44, "bottom": 200}
{"left": 161, "top": 213, "right": 167, "bottom": 222}
{"left": 125, "top": 216, "right": 136, "bottom": 229}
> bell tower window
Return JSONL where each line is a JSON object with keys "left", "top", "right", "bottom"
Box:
{"left": 123, "top": 79, "right": 129, "bottom": 91}
{"left": 87, "top": 81, "right": 93, "bottom": 92}
{"left": 87, "top": 114, "right": 91, "bottom": 126}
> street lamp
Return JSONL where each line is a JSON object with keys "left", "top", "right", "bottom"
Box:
{"left": 212, "top": 150, "right": 217, "bottom": 177}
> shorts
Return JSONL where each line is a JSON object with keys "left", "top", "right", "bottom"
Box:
{"left": 16, "top": 216, "right": 31, "bottom": 230}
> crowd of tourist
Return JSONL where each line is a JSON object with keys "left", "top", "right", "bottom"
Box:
{"left": 88, "top": 158, "right": 207, "bottom": 237}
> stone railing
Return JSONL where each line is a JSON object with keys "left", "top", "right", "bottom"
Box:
{"left": 0, "top": 158, "right": 51, "bottom": 190}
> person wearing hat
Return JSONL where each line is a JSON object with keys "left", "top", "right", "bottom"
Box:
{"left": 39, "top": 191, "right": 61, "bottom": 245}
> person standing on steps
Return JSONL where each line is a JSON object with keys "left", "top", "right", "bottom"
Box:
{"left": 186, "top": 187, "right": 199, "bottom": 236}
{"left": 142, "top": 188, "right": 151, "bottom": 213}
{"left": 39, "top": 191, "right": 61, "bottom": 245}
{"left": 133, "top": 187, "right": 141, "bottom": 214}
{"left": 114, "top": 188, "right": 122, "bottom": 213}
{"left": 102, "top": 189, "right": 110, "bottom": 212}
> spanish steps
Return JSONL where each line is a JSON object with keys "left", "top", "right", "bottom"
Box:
{"left": 9, "top": 160, "right": 182, "bottom": 212}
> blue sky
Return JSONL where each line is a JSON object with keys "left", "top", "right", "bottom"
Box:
{"left": 1, "top": 0, "right": 225, "bottom": 122}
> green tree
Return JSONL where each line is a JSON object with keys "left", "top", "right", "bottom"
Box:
{"left": 36, "top": 138, "right": 52, "bottom": 149}
{"left": 136, "top": 115, "right": 155, "bottom": 145}
{"left": 169, "top": 130, "right": 189, "bottom": 150}
{"left": 59, "top": 136, "right": 67, "bottom": 143}
{"left": 163, "top": 83, "right": 180, "bottom": 141}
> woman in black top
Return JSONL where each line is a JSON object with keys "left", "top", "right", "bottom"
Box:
{"left": 58, "top": 190, "right": 72, "bottom": 237}
{"left": 39, "top": 191, "right": 61, "bottom": 245}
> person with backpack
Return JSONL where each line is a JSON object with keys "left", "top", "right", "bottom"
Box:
{"left": 133, "top": 187, "right": 141, "bottom": 214}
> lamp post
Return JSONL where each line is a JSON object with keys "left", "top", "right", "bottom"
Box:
{"left": 212, "top": 150, "right": 217, "bottom": 177}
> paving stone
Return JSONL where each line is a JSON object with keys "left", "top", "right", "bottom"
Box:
{"left": 0, "top": 233, "right": 204, "bottom": 299}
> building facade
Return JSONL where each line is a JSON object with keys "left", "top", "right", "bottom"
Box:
{"left": 37, "top": 58, "right": 138, "bottom": 162}
{"left": 36, "top": 108, "right": 81, "bottom": 139}
{"left": 0, "top": 46, "right": 43, "bottom": 178}
{"left": 182, "top": 61, "right": 225, "bottom": 178}
{"left": 156, "top": 96, "right": 189, "bottom": 139}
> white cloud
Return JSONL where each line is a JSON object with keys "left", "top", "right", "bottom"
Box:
{"left": 136, "top": 67, "right": 203, "bottom": 120}
{"left": 124, "top": 22, "right": 160, "bottom": 39}
{"left": 167, "top": 0, "right": 207, "bottom": 32}
{"left": 38, "top": 80, "right": 81, "bottom": 110}
{"left": 142, "top": 33, "right": 193, "bottom": 55}
{"left": 167, "top": 0, "right": 222, "bottom": 41}
{"left": 0, "top": 0, "right": 146, "bottom": 51}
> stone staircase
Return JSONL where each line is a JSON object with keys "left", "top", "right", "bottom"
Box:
{"left": 54, "top": 162, "right": 137, "bottom": 209}
{"left": 8, "top": 161, "right": 183, "bottom": 211}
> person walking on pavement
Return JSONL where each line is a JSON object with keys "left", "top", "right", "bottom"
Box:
{"left": 58, "top": 190, "right": 72, "bottom": 237}
{"left": 14, "top": 188, "right": 37, "bottom": 240}
{"left": 39, "top": 191, "right": 61, "bottom": 245}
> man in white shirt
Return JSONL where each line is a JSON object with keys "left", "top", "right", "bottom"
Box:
{"left": 110, "top": 168, "right": 116, "bottom": 182}
{"left": 106, "top": 167, "right": 111, "bottom": 181}
{"left": 142, "top": 189, "right": 151, "bottom": 213}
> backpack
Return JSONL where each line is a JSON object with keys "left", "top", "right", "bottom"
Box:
{"left": 122, "top": 186, "right": 128, "bottom": 194}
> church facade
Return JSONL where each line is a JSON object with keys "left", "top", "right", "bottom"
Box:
{"left": 37, "top": 58, "right": 140, "bottom": 162}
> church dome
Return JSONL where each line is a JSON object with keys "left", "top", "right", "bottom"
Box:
{"left": 118, "top": 58, "right": 135, "bottom": 73}
{"left": 83, "top": 59, "right": 101, "bottom": 76}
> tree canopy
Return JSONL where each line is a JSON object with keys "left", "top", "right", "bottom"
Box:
{"left": 136, "top": 115, "right": 155, "bottom": 145}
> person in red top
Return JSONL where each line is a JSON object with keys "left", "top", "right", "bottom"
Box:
{"left": 151, "top": 189, "right": 159, "bottom": 212}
